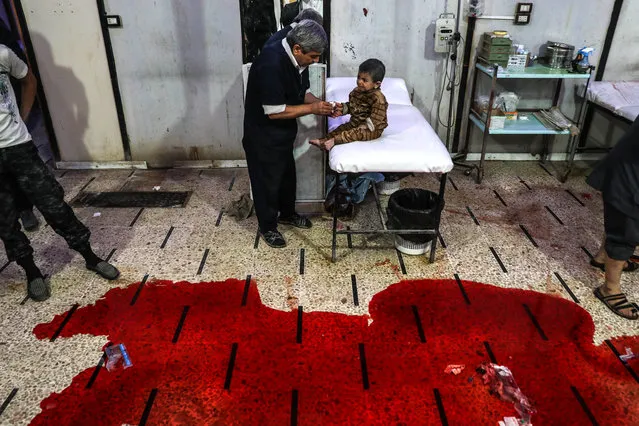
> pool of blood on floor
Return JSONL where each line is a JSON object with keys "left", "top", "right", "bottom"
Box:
{"left": 30, "top": 278, "right": 639, "bottom": 425}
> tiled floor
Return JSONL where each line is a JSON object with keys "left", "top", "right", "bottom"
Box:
{"left": 0, "top": 161, "right": 637, "bottom": 424}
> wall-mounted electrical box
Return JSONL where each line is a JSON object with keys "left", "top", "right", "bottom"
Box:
{"left": 435, "top": 14, "right": 455, "bottom": 53}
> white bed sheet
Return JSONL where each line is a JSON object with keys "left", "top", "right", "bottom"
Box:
{"left": 586, "top": 81, "right": 639, "bottom": 121}
{"left": 326, "top": 78, "right": 453, "bottom": 174}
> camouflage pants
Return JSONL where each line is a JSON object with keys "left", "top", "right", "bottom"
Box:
{"left": 327, "top": 122, "right": 384, "bottom": 144}
{"left": 0, "top": 141, "right": 91, "bottom": 261}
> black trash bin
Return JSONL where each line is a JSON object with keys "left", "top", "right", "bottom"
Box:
{"left": 387, "top": 189, "right": 443, "bottom": 255}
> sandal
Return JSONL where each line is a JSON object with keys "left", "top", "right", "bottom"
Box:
{"left": 594, "top": 287, "right": 639, "bottom": 320}
{"left": 589, "top": 259, "right": 639, "bottom": 273}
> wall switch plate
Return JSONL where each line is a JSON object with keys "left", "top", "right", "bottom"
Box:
{"left": 105, "top": 15, "right": 122, "bottom": 28}
{"left": 514, "top": 13, "right": 530, "bottom": 25}
{"left": 516, "top": 2, "right": 533, "bottom": 13}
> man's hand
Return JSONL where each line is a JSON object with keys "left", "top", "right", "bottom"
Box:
{"left": 311, "top": 101, "right": 334, "bottom": 116}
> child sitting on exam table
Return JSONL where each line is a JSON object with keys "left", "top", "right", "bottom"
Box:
{"left": 310, "top": 58, "right": 388, "bottom": 151}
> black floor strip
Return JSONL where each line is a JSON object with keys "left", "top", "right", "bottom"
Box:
{"left": 396, "top": 250, "right": 407, "bottom": 275}
{"left": 437, "top": 232, "right": 447, "bottom": 249}
{"left": 73, "top": 191, "right": 190, "bottom": 208}
{"left": 489, "top": 247, "right": 507, "bottom": 273}
{"left": 517, "top": 176, "right": 531, "bottom": 190}
{"left": 466, "top": 206, "right": 480, "bottom": 225}
{"left": 358, "top": 343, "right": 370, "bottom": 390}
{"left": 299, "top": 249, "right": 305, "bottom": 275}
{"left": 59, "top": 171, "right": 68, "bottom": 178}
{"left": 139, "top": 388, "right": 158, "bottom": 426}
{"left": 454, "top": 274, "right": 471, "bottom": 305}
{"left": 172, "top": 306, "right": 190, "bottom": 344}
{"left": 604, "top": 340, "right": 639, "bottom": 384}
{"left": 129, "top": 208, "right": 144, "bottom": 227}
{"left": 228, "top": 174, "right": 236, "bottom": 191}
{"left": 105, "top": 248, "right": 116, "bottom": 262}
{"left": 566, "top": 189, "right": 586, "bottom": 206}
{"left": 291, "top": 390, "right": 299, "bottom": 426}
{"left": 242, "top": 275, "right": 251, "bottom": 306}
{"left": 254, "top": 230, "right": 260, "bottom": 249}
{"left": 79, "top": 177, "right": 95, "bottom": 192}
{"left": 160, "top": 226, "right": 174, "bottom": 249}
{"left": 196, "top": 249, "right": 209, "bottom": 275}
{"left": 50, "top": 304, "right": 79, "bottom": 342}
{"left": 127, "top": 170, "right": 136, "bottom": 178}
{"left": 86, "top": 343, "right": 113, "bottom": 389}
{"left": 411, "top": 305, "right": 426, "bottom": 343}
{"left": 523, "top": 304, "right": 549, "bottom": 341}
{"left": 351, "top": 275, "right": 359, "bottom": 307}
{"left": 539, "top": 163, "right": 553, "bottom": 176}
{"left": 545, "top": 206, "right": 564, "bottom": 225}
{"left": 215, "top": 211, "right": 223, "bottom": 227}
{"left": 433, "top": 389, "right": 449, "bottom": 426}
{"left": 130, "top": 274, "right": 149, "bottom": 306}
{"left": 519, "top": 224, "right": 538, "bottom": 247}
{"left": 0, "top": 262, "right": 10, "bottom": 274}
{"left": 571, "top": 386, "right": 599, "bottom": 426}
{"left": 224, "top": 343, "right": 238, "bottom": 390}
{"left": 346, "top": 226, "right": 353, "bottom": 248}
{"left": 493, "top": 190, "right": 507, "bottom": 207}
{"left": 19, "top": 295, "right": 29, "bottom": 305}
{"left": 448, "top": 177, "right": 458, "bottom": 191}
{"left": 0, "top": 388, "right": 18, "bottom": 417}
{"left": 554, "top": 272, "right": 580, "bottom": 304}
{"left": 483, "top": 341, "right": 497, "bottom": 364}
{"left": 296, "top": 307, "right": 303, "bottom": 344}
{"left": 86, "top": 352, "right": 108, "bottom": 389}
{"left": 581, "top": 246, "right": 594, "bottom": 260}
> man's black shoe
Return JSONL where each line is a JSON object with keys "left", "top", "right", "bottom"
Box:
{"left": 260, "top": 230, "right": 287, "bottom": 248}
{"left": 279, "top": 213, "right": 312, "bottom": 229}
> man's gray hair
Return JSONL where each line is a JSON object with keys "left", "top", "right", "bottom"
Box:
{"left": 293, "top": 8, "right": 323, "bottom": 26}
{"left": 286, "top": 20, "right": 328, "bottom": 54}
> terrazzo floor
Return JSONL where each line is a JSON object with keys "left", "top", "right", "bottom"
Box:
{"left": 0, "top": 161, "right": 637, "bottom": 425}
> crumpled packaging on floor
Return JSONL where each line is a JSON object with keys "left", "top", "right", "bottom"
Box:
{"left": 226, "top": 193, "right": 254, "bottom": 220}
{"left": 477, "top": 363, "right": 536, "bottom": 425}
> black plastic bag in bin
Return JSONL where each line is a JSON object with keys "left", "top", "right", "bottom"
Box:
{"left": 386, "top": 189, "right": 444, "bottom": 244}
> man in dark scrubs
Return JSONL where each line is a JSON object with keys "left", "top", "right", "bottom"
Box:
{"left": 243, "top": 20, "right": 334, "bottom": 248}
{"left": 587, "top": 116, "right": 639, "bottom": 320}
{"left": 265, "top": 8, "right": 323, "bottom": 48}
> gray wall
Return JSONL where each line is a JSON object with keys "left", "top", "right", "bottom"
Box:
{"left": 23, "top": 0, "right": 635, "bottom": 163}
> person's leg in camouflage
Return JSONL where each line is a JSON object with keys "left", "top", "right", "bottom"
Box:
{"left": 1, "top": 142, "right": 120, "bottom": 301}
{"left": 0, "top": 161, "right": 49, "bottom": 300}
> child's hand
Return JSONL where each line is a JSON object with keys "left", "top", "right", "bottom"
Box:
{"left": 330, "top": 102, "right": 344, "bottom": 118}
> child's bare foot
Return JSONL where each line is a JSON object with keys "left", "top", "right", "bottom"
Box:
{"left": 309, "top": 139, "right": 325, "bottom": 148}
{"left": 323, "top": 138, "right": 335, "bottom": 151}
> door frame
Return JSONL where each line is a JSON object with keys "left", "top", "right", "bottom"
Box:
{"left": 96, "top": 0, "right": 131, "bottom": 161}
